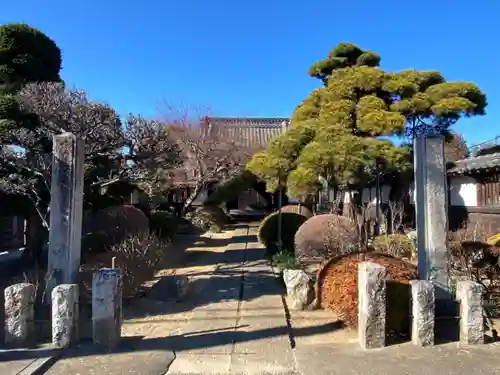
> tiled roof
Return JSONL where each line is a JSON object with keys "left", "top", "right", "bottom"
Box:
{"left": 205, "top": 117, "right": 289, "bottom": 149}
{"left": 447, "top": 152, "right": 500, "bottom": 175}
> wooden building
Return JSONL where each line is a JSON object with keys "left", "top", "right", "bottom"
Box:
{"left": 446, "top": 151, "right": 500, "bottom": 234}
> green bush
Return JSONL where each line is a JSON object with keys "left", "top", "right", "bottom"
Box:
{"left": 150, "top": 210, "right": 177, "bottom": 239}
{"left": 257, "top": 212, "right": 307, "bottom": 255}
{"left": 186, "top": 206, "right": 229, "bottom": 232}
{"left": 487, "top": 233, "right": 500, "bottom": 247}
{"left": 204, "top": 171, "right": 257, "bottom": 206}
{"left": 372, "top": 234, "right": 415, "bottom": 259}
{"left": 280, "top": 204, "right": 313, "bottom": 218}
{"left": 272, "top": 249, "right": 303, "bottom": 272}
{"left": 87, "top": 205, "right": 149, "bottom": 253}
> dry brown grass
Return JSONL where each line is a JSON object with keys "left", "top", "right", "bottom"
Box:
{"left": 319, "top": 252, "right": 416, "bottom": 330}
{"left": 80, "top": 232, "right": 167, "bottom": 300}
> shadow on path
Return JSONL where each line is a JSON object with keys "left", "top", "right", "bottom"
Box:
{"left": 125, "top": 244, "right": 278, "bottom": 319}
{"left": 0, "top": 321, "right": 343, "bottom": 362}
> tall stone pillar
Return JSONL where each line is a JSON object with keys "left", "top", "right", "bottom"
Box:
{"left": 414, "top": 135, "right": 451, "bottom": 304}
{"left": 47, "top": 133, "right": 85, "bottom": 296}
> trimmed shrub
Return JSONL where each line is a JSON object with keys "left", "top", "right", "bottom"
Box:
{"left": 87, "top": 205, "right": 149, "bottom": 252}
{"left": 185, "top": 205, "right": 229, "bottom": 232}
{"left": 487, "top": 233, "right": 500, "bottom": 247}
{"left": 257, "top": 212, "right": 307, "bottom": 255}
{"left": 204, "top": 171, "right": 257, "bottom": 206}
{"left": 372, "top": 234, "right": 415, "bottom": 259}
{"left": 150, "top": 210, "right": 178, "bottom": 240}
{"left": 319, "top": 253, "right": 416, "bottom": 332}
{"left": 81, "top": 232, "right": 165, "bottom": 299}
{"left": 280, "top": 204, "right": 313, "bottom": 218}
{"left": 295, "top": 214, "right": 358, "bottom": 261}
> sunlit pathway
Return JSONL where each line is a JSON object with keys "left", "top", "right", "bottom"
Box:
{"left": 166, "top": 225, "right": 298, "bottom": 375}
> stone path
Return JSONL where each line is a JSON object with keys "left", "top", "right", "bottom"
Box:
{"left": 165, "top": 226, "right": 297, "bottom": 375}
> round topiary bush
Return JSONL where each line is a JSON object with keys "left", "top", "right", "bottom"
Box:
{"left": 294, "top": 214, "right": 358, "bottom": 262}
{"left": 88, "top": 205, "right": 149, "bottom": 252}
{"left": 186, "top": 205, "right": 229, "bottom": 232}
{"left": 257, "top": 212, "right": 307, "bottom": 255}
{"left": 372, "top": 234, "right": 415, "bottom": 259}
{"left": 280, "top": 204, "right": 313, "bottom": 218}
{"left": 319, "top": 252, "right": 416, "bottom": 334}
{"left": 149, "top": 210, "right": 178, "bottom": 240}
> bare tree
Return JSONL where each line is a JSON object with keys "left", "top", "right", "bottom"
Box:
{"left": 161, "top": 104, "right": 257, "bottom": 215}
{"left": 444, "top": 131, "right": 469, "bottom": 162}
{"left": 387, "top": 200, "right": 405, "bottom": 234}
{"left": 0, "top": 82, "right": 182, "bottom": 230}
{"left": 0, "top": 82, "right": 124, "bottom": 227}
{"left": 123, "top": 114, "right": 181, "bottom": 200}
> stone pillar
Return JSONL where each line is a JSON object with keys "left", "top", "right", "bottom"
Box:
{"left": 4, "top": 283, "right": 35, "bottom": 346}
{"left": 410, "top": 280, "right": 435, "bottom": 346}
{"left": 457, "top": 281, "right": 484, "bottom": 344}
{"left": 92, "top": 268, "right": 122, "bottom": 348}
{"left": 414, "top": 135, "right": 450, "bottom": 301}
{"left": 47, "top": 133, "right": 85, "bottom": 297}
{"left": 358, "top": 262, "right": 386, "bottom": 349}
{"left": 52, "top": 284, "right": 79, "bottom": 348}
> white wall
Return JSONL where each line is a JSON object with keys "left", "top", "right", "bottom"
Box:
{"left": 408, "top": 176, "right": 477, "bottom": 207}
{"left": 449, "top": 176, "right": 477, "bottom": 207}
{"left": 360, "top": 185, "right": 391, "bottom": 204}
{"left": 343, "top": 185, "right": 391, "bottom": 204}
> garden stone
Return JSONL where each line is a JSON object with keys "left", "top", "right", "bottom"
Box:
{"left": 358, "top": 262, "right": 386, "bottom": 350}
{"left": 410, "top": 280, "right": 435, "bottom": 346}
{"left": 148, "top": 275, "right": 190, "bottom": 301}
{"left": 283, "top": 269, "right": 311, "bottom": 310}
{"left": 407, "top": 230, "right": 417, "bottom": 246}
{"left": 457, "top": 280, "right": 484, "bottom": 344}
{"left": 4, "top": 283, "right": 36, "bottom": 346}
{"left": 52, "top": 284, "right": 79, "bottom": 348}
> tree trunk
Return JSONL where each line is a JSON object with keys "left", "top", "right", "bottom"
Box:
{"left": 276, "top": 184, "right": 283, "bottom": 250}
{"left": 23, "top": 212, "right": 48, "bottom": 269}
{"left": 347, "top": 190, "right": 365, "bottom": 250}
{"left": 180, "top": 182, "right": 204, "bottom": 217}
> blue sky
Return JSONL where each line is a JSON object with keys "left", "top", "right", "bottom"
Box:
{"left": 1, "top": 0, "right": 499, "bottom": 146}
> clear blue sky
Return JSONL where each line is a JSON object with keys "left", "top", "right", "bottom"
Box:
{"left": 1, "top": 0, "right": 499, "bottom": 146}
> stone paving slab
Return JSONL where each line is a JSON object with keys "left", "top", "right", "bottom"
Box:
{"left": 294, "top": 341, "right": 500, "bottom": 375}
{"left": 44, "top": 340, "right": 175, "bottom": 375}
{"left": 0, "top": 356, "right": 43, "bottom": 375}
{"left": 0, "top": 345, "right": 58, "bottom": 375}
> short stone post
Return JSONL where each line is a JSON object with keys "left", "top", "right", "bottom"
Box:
{"left": 410, "top": 280, "right": 435, "bottom": 346}
{"left": 457, "top": 281, "right": 484, "bottom": 344}
{"left": 4, "top": 283, "right": 35, "bottom": 346}
{"left": 47, "top": 132, "right": 85, "bottom": 299}
{"left": 358, "top": 262, "right": 386, "bottom": 350}
{"left": 283, "top": 269, "right": 312, "bottom": 310}
{"left": 52, "top": 284, "right": 79, "bottom": 348}
{"left": 92, "top": 268, "right": 122, "bottom": 348}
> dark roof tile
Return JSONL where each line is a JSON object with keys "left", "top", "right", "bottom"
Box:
{"left": 447, "top": 152, "right": 500, "bottom": 175}
{"left": 205, "top": 117, "right": 289, "bottom": 148}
